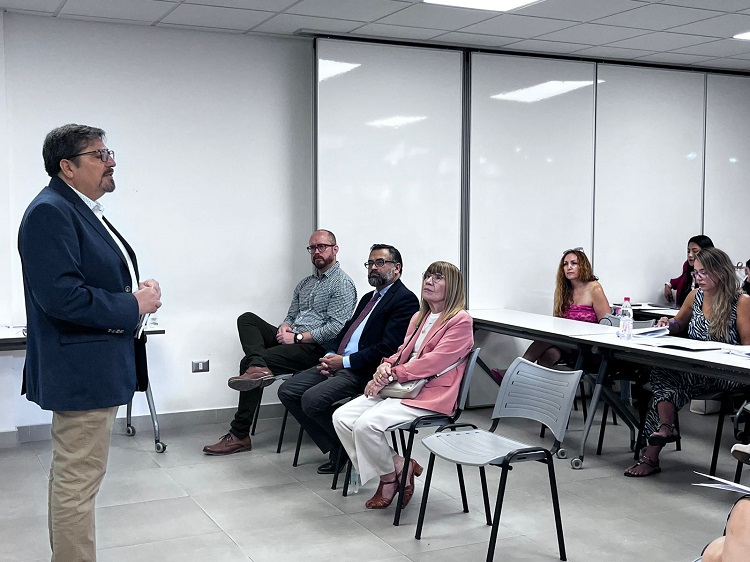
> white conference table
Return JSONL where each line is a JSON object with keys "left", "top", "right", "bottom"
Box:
{"left": 0, "top": 325, "right": 167, "bottom": 452}
{"left": 570, "top": 332, "right": 750, "bottom": 469}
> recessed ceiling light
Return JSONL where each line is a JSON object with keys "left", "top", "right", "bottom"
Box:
{"left": 491, "top": 80, "right": 604, "bottom": 103}
{"left": 423, "top": 0, "right": 544, "bottom": 11}
{"left": 366, "top": 116, "right": 427, "bottom": 128}
{"left": 318, "top": 59, "right": 361, "bottom": 81}
{"left": 733, "top": 31, "right": 750, "bottom": 40}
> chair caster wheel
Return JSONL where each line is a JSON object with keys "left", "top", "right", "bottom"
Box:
{"left": 125, "top": 426, "right": 136, "bottom": 437}
{"left": 155, "top": 441, "right": 167, "bottom": 453}
{"left": 570, "top": 457, "right": 583, "bottom": 470}
{"left": 556, "top": 449, "right": 567, "bottom": 459}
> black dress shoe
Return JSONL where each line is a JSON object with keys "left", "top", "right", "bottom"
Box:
{"left": 317, "top": 459, "right": 346, "bottom": 474}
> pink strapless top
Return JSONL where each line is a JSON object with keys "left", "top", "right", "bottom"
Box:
{"left": 562, "top": 304, "right": 598, "bottom": 323}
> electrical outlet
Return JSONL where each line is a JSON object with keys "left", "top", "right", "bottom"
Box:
{"left": 192, "top": 360, "right": 209, "bottom": 373}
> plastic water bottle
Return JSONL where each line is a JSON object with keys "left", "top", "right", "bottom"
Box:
{"left": 349, "top": 467, "right": 360, "bottom": 494}
{"left": 619, "top": 297, "right": 633, "bottom": 341}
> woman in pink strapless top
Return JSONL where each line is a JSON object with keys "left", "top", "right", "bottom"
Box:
{"left": 522, "top": 248, "right": 610, "bottom": 368}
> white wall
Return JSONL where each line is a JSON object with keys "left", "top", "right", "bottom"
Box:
{"left": 1, "top": 14, "right": 313, "bottom": 429}
{"left": 704, "top": 74, "right": 750, "bottom": 265}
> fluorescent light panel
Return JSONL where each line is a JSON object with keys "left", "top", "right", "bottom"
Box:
{"left": 423, "top": 0, "right": 543, "bottom": 11}
{"left": 366, "top": 116, "right": 427, "bottom": 128}
{"left": 318, "top": 59, "right": 361, "bottom": 82}
{"left": 734, "top": 31, "right": 750, "bottom": 40}
{"left": 491, "top": 80, "right": 604, "bottom": 103}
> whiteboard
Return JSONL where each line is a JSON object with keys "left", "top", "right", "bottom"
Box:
{"left": 469, "top": 53, "right": 596, "bottom": 314}
{"left": 593, "top": 64, "right": 705, "bottom": 305}
{"left": 316, "top": 39, "right": 462, "bottom": 298}
{"left": 704, "top": 74, "right": 750, "bottom": 266}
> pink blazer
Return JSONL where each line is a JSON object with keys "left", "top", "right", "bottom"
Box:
{"left": 382, "top": 309, "right": 474, "bottom": 415}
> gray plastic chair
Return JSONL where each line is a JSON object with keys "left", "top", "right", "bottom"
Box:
{"left": 415, "top": 357, "right": 583, "bottom": 562}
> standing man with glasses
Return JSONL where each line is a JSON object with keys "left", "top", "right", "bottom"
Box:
{"left": 203, "top": 229, "right": 357, "bottom": 455}
{"left": 278, "top": 244, "right": 419, "bottom": 474}
{"left": 18, "top": 124, "right": 161, "bottom": 561}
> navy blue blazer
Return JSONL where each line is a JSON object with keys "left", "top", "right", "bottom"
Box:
{"left": 18, "top": 176, "right": 143, "bottom": 411}
{"left": 331, "top": 278, "right": 419, "bottom": 378}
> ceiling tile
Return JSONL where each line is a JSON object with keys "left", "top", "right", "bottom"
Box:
{"left": 668, "top": 12, "right": 750, "bottom": 36}
{"left": 607, "top": 31, "right": 717, "bottom": 50}
{"left": 287, "top": 0, "right": 406, "bottom": 22}
{"left": 672, "top": 37, "right": 750, "bottom": 56}
{"left": 460, "top": 14, "right": 577, "bottom": 39}
{"left": 60, "top": 0, "right": 176, "bottom": 22}
{"left": 538, "top": 23, "right": 648, "bottom": 45}
{"left": 162, "top": 4, "right": 272, "bottom": 30}
{"left": 515, "top": 0, "right": 647, "bottom": 23}
{"left": 0, "top": 0, "right": 61, "bottom": 11}
{"left": 691, "top": 56, "right": 750, "bottom": 68}
{"left": 635, "top": 52, "right": 715, "bottom": 64}
{"left": 573, "top": 45, "right": 656, "bottom": 59}
{"left": 593, "top": 4, "right": 723, "bottom": 31}
{"left": 352, "top": 23, "right": 441, "bottom": 40}
{"left": 377, "top": 3, "right": 495, "bottom": 30}
{"left": 253, "top": 13, "right": 362, "bottom": 34}
{"left": 184, "top": 0, "right": 296, "bottom": 9}
{"left": 661, "top": 0, "right": 750, "bottom": 11}
{"left": 503, "top": 39, "right": 593, "bottom": 54}
{"left": 431, "top": 31, "right": 518, "bottom": 47}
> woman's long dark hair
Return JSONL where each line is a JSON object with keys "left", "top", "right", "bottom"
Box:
{"left": 677, "top": 235, "right": 714, "bottom": 304}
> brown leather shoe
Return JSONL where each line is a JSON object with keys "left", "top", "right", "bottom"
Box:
{"left": 227, "top": 366, "right": 274, "bottom": 391}
{"left": 365, "top": 479, "right": 400, "bottom": 509}
{"left": 202, "top": 432, "right": 252, "bottom": 455}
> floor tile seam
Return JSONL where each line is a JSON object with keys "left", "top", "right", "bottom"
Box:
{"left": 95, "top": 530, "right": 236, "bottom": 555}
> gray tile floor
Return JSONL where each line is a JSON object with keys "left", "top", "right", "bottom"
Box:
{"left": 1, "top": 400, "right": 748, "bottom": 562}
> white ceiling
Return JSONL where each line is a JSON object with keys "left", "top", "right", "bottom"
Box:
{"left": 5, "top": 0, "right": 750, "bottom": 72}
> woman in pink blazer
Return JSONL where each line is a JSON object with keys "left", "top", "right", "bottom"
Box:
{"left": 333, "top": 261, "right": 474, "bottom": 511}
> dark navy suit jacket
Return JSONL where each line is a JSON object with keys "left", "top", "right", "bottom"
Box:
{"left": 331, "top": 278, "right": 419, "bottom": 378}
{"left": 18, "top": 176, "right": 144, "bottom": 411}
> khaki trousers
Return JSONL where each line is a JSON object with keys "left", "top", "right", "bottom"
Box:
{"left": 49, "top": 407, "right": 118, "bottom": 562}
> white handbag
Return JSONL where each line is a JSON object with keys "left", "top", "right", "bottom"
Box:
{"left": 378, "top": 355, "right": 467, "bottom": 399}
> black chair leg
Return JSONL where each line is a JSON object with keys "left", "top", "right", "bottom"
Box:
{"left": 251, "top": 387, "right": 264, "bottom": 436}
{"left": 546, "top": 452, "right": 567, "bottom": 561}
{"left": 415, "top": 453, "right": 437, "bottom": 540}
{"left": 710, "top": 401, "right": 727, "bottom": 477}
{"left": 674, "top": 411, "right": 682, "bottom": 451}
{"left": 292, "top": 426, "right": 304, "bottom": 467}
{"left": 479, "top": 466, "right": 491, "bottom": 525}
{"left": 540, "top": 425, "right": 546, "bottom": 438}
{"left": 735, "top": 461, "right": 744, "bottom": 484}
{"left": 342, "top": 460, "right": 352, "bottom": 496}
{"left": 457, "top": 464, "right": 469, "bottom": 512}
{"left": 393, "top": 430, "right": 416, "bottom": 526}
{"left": 331, "top": 447, "right": 344, "bottom": 490}
{"left": 391, "top": 431, "right": 399, "bottom": 455}
{"left": 487, "top": 466, "right": 510, "bottom": 562}
{"left": 276, "top": 408, "right": 289, "bottom": 454}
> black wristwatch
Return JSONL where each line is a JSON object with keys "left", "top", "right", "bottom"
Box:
{"left": 294, "top": 332, "right": 304, "bottom": 344}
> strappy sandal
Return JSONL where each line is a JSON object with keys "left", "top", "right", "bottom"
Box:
{"left": 365, "top": 479, "right": 400, "bottom": 509}
{"left": 648, "top": 423, "right": 679, "bottom": 446}
{"left": 624, "top": 455, "right": 661, "bottom": 477}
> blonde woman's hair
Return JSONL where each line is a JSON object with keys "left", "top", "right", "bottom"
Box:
{"left": 414, "top": 261, "right": 466, "bottom": 327}
{"left": 694, "top": 247, "right": 741, "bottom": 342}
{"left": 553, "top": 248, "right": 598, "bottom": 318}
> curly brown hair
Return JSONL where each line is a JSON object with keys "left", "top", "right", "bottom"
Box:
{"left": 553, "top": 248, "right": 598, "bottom": 318}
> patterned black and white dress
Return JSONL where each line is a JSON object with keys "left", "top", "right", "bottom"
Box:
{"left": 644, "top": 289, "right": 743, "bottom": 437}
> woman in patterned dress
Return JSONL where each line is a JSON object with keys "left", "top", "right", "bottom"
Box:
{"left": 625, "top": 247, "right": 750, "bottom": 477}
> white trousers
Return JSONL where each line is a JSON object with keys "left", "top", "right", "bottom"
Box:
{"left": 332, "top": 395, "right": 433, "bottom": 485}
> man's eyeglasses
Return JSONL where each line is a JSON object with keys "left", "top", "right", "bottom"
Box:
{"left": 306, "top": 243, "right": 335, "bottom": 254}
{"left": 423, "top": 272, "right": 445, "bottom": 282}
{"left": 67, "top": 149, "right": 115, "bottom": 163}
{"left": 364, "top": 259, "right": 396, "bottom": 269}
